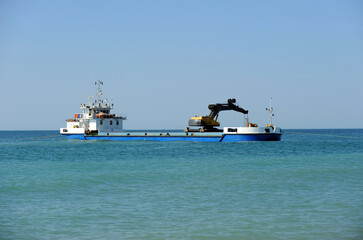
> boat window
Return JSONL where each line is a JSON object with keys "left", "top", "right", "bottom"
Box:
{"left": 110, "top": 120, "right": 112, "bottom": 125}
{"left": 100, "top": 120, "right": 103, "bottom": 125}
{"left": 116, "top": 120, "right": 119, "bottom": 125}
{"left": 265, "top": 128, "right": 270, "bottom": 133}
{"left": 228, "top": 128, "right": 238, "bottom": 132}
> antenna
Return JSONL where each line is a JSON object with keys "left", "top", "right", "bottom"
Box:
{"left": 95, "top": 80, "right": 103, "bottom": 104}
{"left": 112, "top": 72, "right": 115, "bottom": 107}
{"left": 266, "top": 98, "right": 274, "bottom": 126}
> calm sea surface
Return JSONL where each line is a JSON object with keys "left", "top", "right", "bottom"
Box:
{"left": 0, "top": 129, "right": 362, "bottom": 239}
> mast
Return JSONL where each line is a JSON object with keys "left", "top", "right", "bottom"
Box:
{"left": 266, "top": 98, "right": 274, "bottom": 126}
{"left": 95, "top": 80, "right": 103, "bottom": 105}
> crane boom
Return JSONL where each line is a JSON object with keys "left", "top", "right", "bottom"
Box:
{"left": 208, "top": 98, "right": 248, "bottom": 119}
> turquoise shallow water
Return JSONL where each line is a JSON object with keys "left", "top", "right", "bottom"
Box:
{"left": 0, "top": 129, "right": 362, "bottom": 239}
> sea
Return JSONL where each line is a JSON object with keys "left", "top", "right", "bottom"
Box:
{"left": 0, "top": 129, "right": 362, "bottom": 240}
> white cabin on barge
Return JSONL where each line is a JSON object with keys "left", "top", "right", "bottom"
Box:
{"left": 60, "top": 80, "right": 126, "bottom": 135}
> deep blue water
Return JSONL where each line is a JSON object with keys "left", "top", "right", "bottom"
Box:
{"left": 0, "top": 129, "right": 362, "bottom": 239}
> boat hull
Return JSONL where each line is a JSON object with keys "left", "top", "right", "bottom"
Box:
{"left": 64, "top": 133, "right": 281, "bottom": 142}
{"left": 222, "top": 133, "right": 281, "bottom": 142}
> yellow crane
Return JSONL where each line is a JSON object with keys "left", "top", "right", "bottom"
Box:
{"left": 187, "top": 98, "right": 248, "bottom": 132}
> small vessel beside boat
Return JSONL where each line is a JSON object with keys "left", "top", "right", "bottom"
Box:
{"left": 60, "top": 81, "right": 282, "bottom": 142}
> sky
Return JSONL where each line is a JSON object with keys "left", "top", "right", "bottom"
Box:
{"left": 0, "top": 0, "right": 362, "bottom": 130}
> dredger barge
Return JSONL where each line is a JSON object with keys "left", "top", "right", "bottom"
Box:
{"left": 60, "top": 81, "right": 282, "bottom": 142}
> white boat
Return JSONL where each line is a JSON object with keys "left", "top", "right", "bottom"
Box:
{"left": 60, "top": 80, "right": 126, "bottom": 136}
{"left": 60, "top": 81, "right": 282, "bottom": 142}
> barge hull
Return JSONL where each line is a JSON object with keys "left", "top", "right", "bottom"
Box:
{"left": 65, "top": 133, "right": 281, "bottom": 142}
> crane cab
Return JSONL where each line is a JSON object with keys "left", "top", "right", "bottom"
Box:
{"left": 188, "top": 116, "right": 220, "bottom": 127}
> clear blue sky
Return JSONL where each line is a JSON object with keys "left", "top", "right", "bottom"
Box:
{"left": 1, "top": 0, "right": 362, "bottom": 130}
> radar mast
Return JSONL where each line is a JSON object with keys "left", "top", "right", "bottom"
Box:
{"left": 266, "top": 98, "right": 274, "bottom": 127}
{"left": 95, "top": 80, "right": 103, "bottom": 105}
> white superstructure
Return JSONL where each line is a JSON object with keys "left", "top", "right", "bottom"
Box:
{"left": 223, "top": 98, "right": 282, "bottom": 135}
{"left": 223, "top": 126, "right": 282, "bottom": 134}
{"left": 60, "top": 80, "right": 126, "bottom": 135}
